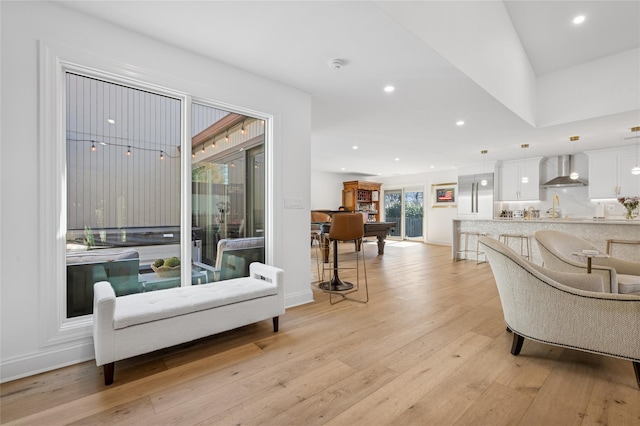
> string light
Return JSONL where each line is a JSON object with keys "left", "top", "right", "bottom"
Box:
{"left": 241, "top": 121, "right": 245, "bottom": 135}
{"left": 225, "top": 130, "right": 229, "bottom": 142}
{"left": 69, "top": 138, "right": 179, "bottom": 159}
{"left": 201, "top": 144, "right": 205, "bottom": 153}
{"left": 159, "top": 151, "right": 164, "bottom": 160}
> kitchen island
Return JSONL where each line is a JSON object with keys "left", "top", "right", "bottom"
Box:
{"left": 453, "top": 218, "right": 640, "bottom": 265}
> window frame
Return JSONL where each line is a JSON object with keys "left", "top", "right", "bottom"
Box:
{"left": 38, "top": 42, "right": 273, "bottom": 347}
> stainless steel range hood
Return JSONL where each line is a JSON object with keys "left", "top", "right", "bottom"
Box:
{"left": 540, "top": 155, "right": 588, "bottom": 188}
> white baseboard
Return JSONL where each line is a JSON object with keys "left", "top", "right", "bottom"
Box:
{"left": 1, "top": 339, "right": 95, "bottom": 383}
{"left": 285, "top": 289, "right": 314, "bottom": 309}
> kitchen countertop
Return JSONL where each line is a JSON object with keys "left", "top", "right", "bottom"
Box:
{"left": 453, "top": 217, "right": 640, "bottom": 264}
{"left": 458, "top": 218, "right": 640, "bottom": 225}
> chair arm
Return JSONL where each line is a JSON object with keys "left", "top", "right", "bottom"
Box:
{"left": 529, "top": 263, "right": 604, "bottom": 293}
{"left": 91, "top": 265, "right": 108, "bottom": 283}
{"left": 593, "top": 257, "right": 640, "bottom": 276}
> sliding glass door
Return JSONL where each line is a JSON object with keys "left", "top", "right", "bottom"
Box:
{"left": 65, "top": 72, "right": 267, "bottom": 319}
{"left": 384, "top": 187, "right": 424, "bottom": 241}
{"left": 404, "top": 189, "right": 424, "bottom": 240}
{"left": 384, "top": 190, "right": 402, "bottom": 238}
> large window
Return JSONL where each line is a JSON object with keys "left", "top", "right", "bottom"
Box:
{"left": 64, "top": 73, "right": 266, "bottom": 319}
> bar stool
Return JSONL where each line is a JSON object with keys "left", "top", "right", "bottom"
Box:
{"left": 311, "top": 211, "right": 331, "bottom": 284}
{"left": 455, "top": 231, "right": 487, "bottom": 264}
{"left": 319, "top": 212, "right": 369, "bottom": 304}
{"left": 498, "top": 233, "right": 531, "bottom": 260}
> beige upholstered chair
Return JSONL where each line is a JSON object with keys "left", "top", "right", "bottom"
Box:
{"left": 535, "top": 230, "right": 640, "bottom": 295}
{"left": 479, "top": 236, "right": 640, "bottom": 388}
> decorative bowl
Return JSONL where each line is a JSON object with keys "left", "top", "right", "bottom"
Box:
{"left": 151, "top": 264, "right": 181, "bottom": 277}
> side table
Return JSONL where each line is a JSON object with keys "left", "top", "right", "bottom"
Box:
{"left": 571, "top": 251, "right": 609, "bottom": 273}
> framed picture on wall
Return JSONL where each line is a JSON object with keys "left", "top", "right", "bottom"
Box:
{"left": 431, "top": 183, "right": 457, "bottom": 207}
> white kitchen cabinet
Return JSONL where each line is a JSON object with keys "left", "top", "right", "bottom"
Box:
{"left": 586, "top": 147, "right": 640, "bottom": 199}
{"left": 497, "top": 157, "right": 541, "bottom": 201}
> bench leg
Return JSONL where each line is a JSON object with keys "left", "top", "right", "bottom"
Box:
{"left": 103, "top": 362, "right": 115, "bottom": 385}
{"left": 273, "top": 316, "right": 279, "bottom": 333}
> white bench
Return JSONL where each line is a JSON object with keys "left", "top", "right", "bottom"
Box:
{"left": 93, "top": 262, "right": 284, "bottom": 385}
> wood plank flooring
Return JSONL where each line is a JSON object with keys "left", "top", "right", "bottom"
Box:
{"left": 2, "top": 241, "right": 639, "bottom": 425}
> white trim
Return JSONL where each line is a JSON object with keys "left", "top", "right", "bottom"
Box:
{"left": 38, "top": 41, "right": 274, "bottom": 351}
{"left": 285, "top": 291, "right": 315, "bottom": 309}
{"left": 0, "top": 340, "right": 95, "bottom": 384}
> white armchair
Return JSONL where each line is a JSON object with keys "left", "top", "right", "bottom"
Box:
{"left": 534, "top": 229, "right": 640, "bottom": 295}
{"left": 479, "top": 236, "right": 640, "bottom": 388}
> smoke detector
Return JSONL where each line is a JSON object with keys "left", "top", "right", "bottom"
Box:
{"left": 329, "top": 59, "right": 345, "bottom": 70}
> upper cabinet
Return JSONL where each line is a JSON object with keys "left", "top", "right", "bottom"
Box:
{"left": 586, "top": 147, "right": 640, "bottom": 199}
{"left": 497, "top": 157, "right": 541, "bottom": 201}
{"left": 342, "top": 181, "right": 381, "bottom": 221}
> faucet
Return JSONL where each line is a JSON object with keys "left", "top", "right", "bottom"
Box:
{"left": 527, "top": 206, "right": 534, "bottom": 220}
{"left": 552, "top": 195, "right": 560, "bottom": 220}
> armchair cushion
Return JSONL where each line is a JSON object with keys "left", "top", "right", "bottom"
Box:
{"left": 617, "top": 275, "right": 640, "bottom": 295}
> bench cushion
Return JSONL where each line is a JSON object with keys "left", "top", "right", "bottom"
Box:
{"left": 113, "top": 278, "right": 277, "bottom": 329}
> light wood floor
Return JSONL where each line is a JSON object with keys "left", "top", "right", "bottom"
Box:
{"left": 2, "top": 241, "right": 639, "bottom": 425}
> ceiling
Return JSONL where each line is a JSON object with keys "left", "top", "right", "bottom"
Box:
{"left": 58, "top": 0, "right": 640, "bottom": 177}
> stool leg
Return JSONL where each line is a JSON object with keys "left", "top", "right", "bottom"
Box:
{"left": 476, "top": 234, "right": 486, "bottom": 264}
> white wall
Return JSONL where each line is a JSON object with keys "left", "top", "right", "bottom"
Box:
{"left": 0, "top": 1, "right": 313, "bottom": 382}
{"left": 309, "top": 171, "right": 349, "bottom": 210}
{"left": 537, "top": 49, "right": 640, "bottom": 127}
{"left": 376, "top": 0, "right": 536, "bottom": 126}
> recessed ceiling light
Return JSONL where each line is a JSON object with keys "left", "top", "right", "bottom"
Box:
{"left": 107, "top": 118, "right": 115, "bottom": 124}
{"left": 352, "top": 146, "right": 358, "bottom": 150}
{"left": 573, "top": 15, "right": 585, "bottom": 25}
{"left": 430, "top": 165, "right": 435, "bottom": 169}
{"left": 341, "top": 167, "right": 346, "bottom": 171}
{"left": 383, "top": 86, "right": 395, "bottom": 93}
{"left": 395, "top": 158, "right": 400, "bottom": 161}
{"left": 456, "top": 120, "right": 465, "bottom": 126}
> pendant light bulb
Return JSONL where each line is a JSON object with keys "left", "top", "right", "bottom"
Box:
{"left": 632, "top": 126, "right": 640, "bottom": 175}
{"left": 520, "top": 144, "right": 529, "bottom": 184}
{"left": 91, "top": 141, "right": 96, "bottom": 152}
{"left": 569, "top": 136, "right": 579, "bottom": 179}
{"left": 480, "top": 149, "right": 488, "bottom": 186}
